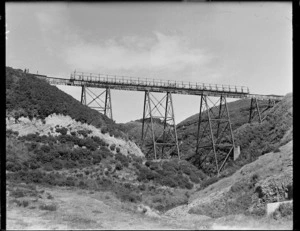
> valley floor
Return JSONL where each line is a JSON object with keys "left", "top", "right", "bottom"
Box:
{"left": 6, "top": 185, "right": 292, "bottom": 230}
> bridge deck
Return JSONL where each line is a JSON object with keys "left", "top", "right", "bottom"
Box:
{"left": 33, "top": 72, "right": 284, "bottom": 101}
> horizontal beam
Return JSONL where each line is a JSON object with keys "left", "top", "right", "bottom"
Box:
{"left": 33, "top": 74, "right": 284, "bottom": 100}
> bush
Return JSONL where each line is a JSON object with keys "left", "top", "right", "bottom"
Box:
{"left": 55, "top": 127, "right": 68, "bottom": 135}
{"left": 77, "top": 130, "right": 88, "bottom": 138}
{"left": 39, "top": 203, "right": 57, "bottom": 211}
{"left": 273, "top": 147, "right": 281, "bottom": 153}
{"left": 200, "top": 176, "right": 219, "bottom": 190}
{"left": 272, "top": 202, "right": 293, "bottom": 220}
{"left": 65, "top": 177, "right": 75, "bottom": 187}
{"left": 159, "top": 176, "right": 178, "bottom": 188}
{"left": 110, "top": 144, "right": 116, "bottom": 151}
{"left": 10, "top": 189, "right": 25, "bottom": 198}
{"left": 52, "top": 159, "right": 63, "bottom": 170}
{"left": 189, "top": 173, "right": 200, "bottom": 184}
{"left": 92, "top": 136, "right": 107, "bottom": 146}
{"left": 115, "top": 162, "right": 123, "bottom": 171}
{"left": 117, "top": 189, "right": 142, "bottom": 203}
{"left": 138, "top": 184, "right": 146, "bottom": 191}
{"left": 22, "top": 200, "right": 29, "bottom": 207}
{"left": 137, "top": 166, "right": 159, "bottom": 182}
{"left": 78, "top": 180, "right": 87, "bottom": 189}
{"left": 7, "top": 161, "right": 22, "bottom": 172}
{"left": 43, "top": 164, "right": 53, "bottom": 171}
{"left": 115, "top": 153, "right": 129, "bottom": 168}
{"left": 116, "top": 147, "right": 121, "bottom": 153}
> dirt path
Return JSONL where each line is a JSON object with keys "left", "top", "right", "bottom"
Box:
{"left": 6, "top": 186, "right": 292, "bottom": 230}
{"left": 7, "top": 187, "right": 200, "bottom": 230}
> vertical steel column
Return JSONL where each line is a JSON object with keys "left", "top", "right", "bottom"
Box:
{"left": 147, "top": 92, "right": 157, "bottom": 159}
{"left": 169, "top": 93, "right": 180, "bottom": 159}
{"left": 255, "top": 98, "right": 262, "bottom": 123}
{"left": 141, "top": 91, "right": 147, "bottom": 140}
{"left": 81, "top": 85, "right": 86, "bottom": 105}
{"left": 104, "top": 87, "right": 113, "bottom": 120}
{"left": 248, "top": 98, "right": 254, "bottom": 123}
{"left": 216, "top": 95, "right": 223, "bottom": 138}
{"left": 204, "top": 96, "right": 219, "bottom": 176}
{"left": 225, "top": 97, "right": 235, "bottom": 148}
{"left": 195, "top": 94, "right": 204, "bottom": 162}
{"left": 161, "top": 93, "right": 169, "bottom": 155}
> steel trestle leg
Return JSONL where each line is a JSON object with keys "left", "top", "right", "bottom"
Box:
{"left": 194, "top": 95, "right": 235, "bottom": 176}
{"left": 141, "top": 91, "right": 180, "bottom": 160}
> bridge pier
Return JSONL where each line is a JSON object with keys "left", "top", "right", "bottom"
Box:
{"left": 141, "top": 91, "right": 180, "bottom": 160}
{"left": 80, "top": 85, "right": 113, "bottom": 120}
{"left": 194, "top": 94, "right": 235, "bottom": 176}
{"left": 248, "top": 98, "right": 276, "bottom": 123}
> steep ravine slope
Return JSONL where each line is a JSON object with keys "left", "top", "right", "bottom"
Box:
{"left": 166, "top": 140, "right": 292, "bottom": 221}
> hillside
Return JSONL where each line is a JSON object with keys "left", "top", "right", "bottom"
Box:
{"left": 166, "top": 140, "right": 293, "bottom": 224}
{"left": 6, "top": 67, "right": 125, "bottom": 138}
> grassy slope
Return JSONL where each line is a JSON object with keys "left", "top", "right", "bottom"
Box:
{"left": 6, "top": 66, "right": 125, "bottom": 137}
{"left": 187, "top": 140, "right": 293, "bottom": 218}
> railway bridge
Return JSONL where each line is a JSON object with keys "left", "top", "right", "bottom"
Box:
{"left": 31, "top": 71, "right": 284, "bottom": 176}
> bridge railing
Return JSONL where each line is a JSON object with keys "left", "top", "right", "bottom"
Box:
{"left": 70, "top": 72, "right": 249, "bottom": 94}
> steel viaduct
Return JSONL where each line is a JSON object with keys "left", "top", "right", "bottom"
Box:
{"left": 30, "top": 71, "right": 284, "bottom": 176}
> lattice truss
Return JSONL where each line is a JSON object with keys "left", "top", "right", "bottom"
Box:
{"left": 80, "top": 86, "right": 113, "bottom": 120}
{"left": 141, "top": 91, "right": 180, "bottom": 160}
{"left": 248, "top": 98, "right": 276, "bottom": 123}
{"left": 194, "top": 95, "right": 235, "bottom": 176}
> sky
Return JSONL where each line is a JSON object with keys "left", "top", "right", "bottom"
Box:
{"left": 6, "top": 2, "right": 292, "bottom": 123}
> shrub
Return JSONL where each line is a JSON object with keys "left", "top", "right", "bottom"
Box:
{"left": 138, "top": 184, "right": 146, "bottom": 191}
{"left": 275, "top": 203, "right": 293, "bottom": 219}
{"left": 39, "top": 203, "right": 57, "bottom": 211}
{"left": 7, "top": 161, "right": 22, "bottom": 172}
{"left": 250, "top": 173, "right": 260, "bottom": 188}
{"left": 77, "top": 130, "right": 88, "bottom": 138}
{"left": 273, "top": 147, "right": 281, "bottom": 153}
{"left": 22, "top": 200, "right": 29, "bottom": 207}
{"left": 52, "top": 159, "right": 63, "bottom": 170}
{"left": 10, "top": 189, "right": 25, "bottom": 198}
{"left": 92, "top": 136, "right": 107, "bottom": 146}
{"left": 115, "top": 162, "right": 123, "bottom": 171}
{"left": 116, "top": 147, "right": 121, "bottom": 153}
{"left": 117, "top": 189, "right": 142, "bottom": 203}
{"left": 110, "top": 144, "right": 116, "bottom": 151}
{"left": 200, "top": 176, "right": 219, "bottom": 190}
{"left": 189, "top": 173, "right": 200, "bottom": 184}
{"left": 137, "top": 166, "right": 159, "bottom": 182}
{"left": 55, "top": 127, "right": 68, "bottom": 135}
{"left": 65, "top": 177, "right": 75, "bottom": 186}
{"left": 159, "top": 176, "right": 178, "bottom": 188}
{"left": 43, "top": 164, "right": 53, "bottom": 171}
{"left": 115, "top": 153, "right": 129, "bottom": 168}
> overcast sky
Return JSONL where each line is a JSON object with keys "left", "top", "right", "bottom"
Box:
{"left": 6, "top": 2, "right": 292, "bottom": 123}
